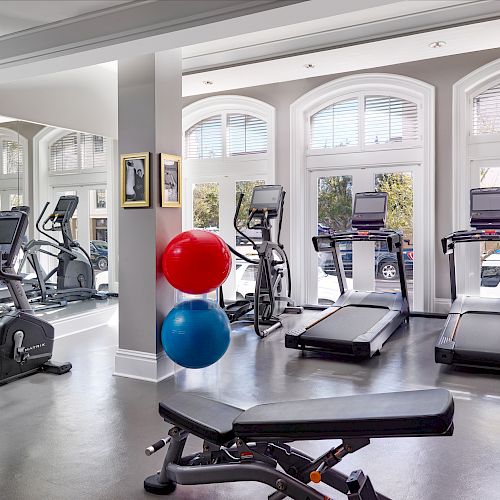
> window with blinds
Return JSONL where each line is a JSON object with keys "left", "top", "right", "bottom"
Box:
{"left": 227, "top": 114, "right": 267, "bottom": 155}
{"left": 2, "top": 140, "right": 24, "bottom": 175}
{"left": 50, "top": 132, "right": 108, "bottom": 172}
{"left": 185, "top": 115, "right": 223, "bottom": 159}
{"left": 364, "top": 96, "right": 419, "bottom": 145}
{"left": 473, "top": 83, "right": 500, "bottom": 135}
{"left": 81, "top": 134, "right": 107, "bottom": 169}
{"left": 310, "top": 98, "right": 358, "bottom": 149}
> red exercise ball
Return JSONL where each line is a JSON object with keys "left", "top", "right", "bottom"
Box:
{"left": 162, "top": 230, "right": 232, "bottom": 294}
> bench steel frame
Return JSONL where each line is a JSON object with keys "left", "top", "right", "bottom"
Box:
{"left": 145, "top": 425, "right": 390, "bottom": 500}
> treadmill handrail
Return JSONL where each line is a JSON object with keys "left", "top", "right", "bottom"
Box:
{"left": 442, "top": 229, "right": 500, "bottom": 254}
{"left": 313, "top": 230, "right": 403, "bottom": 253}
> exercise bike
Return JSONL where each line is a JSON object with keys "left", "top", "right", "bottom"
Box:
{"left": 18, "top": 195, "right": 105, "bottom": 306}
{"left": 219, "top": 185, "right": 302, "bottom": 337}
{"left": 0, "top": 208, "right": 71, "bottom": 385}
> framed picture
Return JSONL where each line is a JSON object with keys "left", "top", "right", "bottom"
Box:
{"left": 160, "top": 153, "right": 182, "bottom": 208}
{"left": 121, "top": 152, "right": 150, "bottom": 208}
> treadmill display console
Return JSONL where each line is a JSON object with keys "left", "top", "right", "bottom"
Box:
{"left": 352, "top": 192, "right": 388, "bottom": 230}
{"left": 470, "top": 188, "right": 500, "bottom": 229}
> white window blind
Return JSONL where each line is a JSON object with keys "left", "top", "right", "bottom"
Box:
{"left": 310, "top": 98, "right": 358, "bottom": 149}
{"left": 185, "top": 115, "right": 223, "bottom": 159}
{"left": 50, "top": 132, "right": 108, "bottom": 172}
{"left": 81, "top": 134, "right": 107, "bottom": 169}
{"left": 364, "top": 96, "right": 419, "bottom": 145}
{"left": 50, "top": 132, "right": 79, "bottom": 172}
{"left": 227, "top": 113, "right": 267, "bottom": 155}
{"left": 2, "top": 140, "right": 24, "bottom": 175}
{"left": 473, "top": 82, "right": 500, "bottom": 135}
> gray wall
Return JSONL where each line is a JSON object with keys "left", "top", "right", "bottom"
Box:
{"left": 184, "top": 48, "right": 500, "bottom": 300}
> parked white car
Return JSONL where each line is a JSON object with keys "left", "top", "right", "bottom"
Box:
{"left": 235, "top": 263, "right": 352, "bottom": 305}
{"left": 480, "top": 253, "right": 500, "bottom": 298}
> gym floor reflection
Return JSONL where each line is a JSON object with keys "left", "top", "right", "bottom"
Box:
{"left": 1, "top": 310, "right": 499, "bottom": 499}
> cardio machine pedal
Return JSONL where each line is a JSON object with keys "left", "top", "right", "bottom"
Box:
{"left": 41, "top": 360, "right": 72, "bottom": 375}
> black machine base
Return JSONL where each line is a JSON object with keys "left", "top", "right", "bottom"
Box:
{"left": 40, "top": 360, "right": 72, "bottom": 375}
{"left": 144, "top": 474, "right": 177, "bottom": 495}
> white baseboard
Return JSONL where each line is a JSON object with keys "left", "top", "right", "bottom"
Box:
{"left": 114, "top": 348, "right": 176, "bottom": 382}
{"left": 53, "top": 303, "right": 118, "bottom": 339}
{"left": 433, "top": 297, "right": 451, "bottom": 314}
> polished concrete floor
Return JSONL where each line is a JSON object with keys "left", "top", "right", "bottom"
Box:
{"left": 1, "top": 310, "right": 500, "bottom": 499}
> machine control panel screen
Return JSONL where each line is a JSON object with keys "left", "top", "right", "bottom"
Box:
{"left": 251, "top": 186, "right": 282, "bottom": 210}
{"left": 0, "top": 218, "right": 19, "bottom": 245}
{"left": 354, "top": 195, "right": 386, "bottom": 215}
{"left": 54, "top": 198, "right": 73, "bottom": 213}
{"left": 471, "top": 192, "right": 500, "bottom": 212}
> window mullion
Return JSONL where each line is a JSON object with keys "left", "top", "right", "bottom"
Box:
{"left": 359, "top": 94, "right": 365, "bottom": 151}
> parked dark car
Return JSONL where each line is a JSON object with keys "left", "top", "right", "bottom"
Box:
{"left": 90, "top": 240, "right": 108, "bottom": 271}
{"left": 319, "top": 241, "right": 414, "bottom": 280}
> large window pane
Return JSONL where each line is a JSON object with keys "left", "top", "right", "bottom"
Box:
{"left": 234, "top": 180, "right": 265, "bottom": 299}
{"left": 374, "top": 172, "right": 414, "bottom": 305}
{"left": 479, "top": 167, "right": 500, "bottom": 297}
{"left": 310, "top": 98, "right": 358, "bottom": 149}
{"left": 89, "top": 189, "right": 109, "bottom": 290}
{"left": 193, "top": 182, "right": 219, "bottom": 231}
{"left": 317, "top": 175, "right": 353, "bottom": 304}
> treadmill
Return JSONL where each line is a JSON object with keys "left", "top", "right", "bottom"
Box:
{"left": 436, "top": 187, "right": 500, "bottom": 368}
{"left": 286, "top": 191, "right": 409, "bottom": 358}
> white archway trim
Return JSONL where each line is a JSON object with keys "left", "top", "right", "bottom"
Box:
{"left": 290, "top": 73, "right": 435, "bottom": 311}
{"left": 183, "top": 94, "right": 275, "bottom": 131}
{"left": 453, "top": 57, "right": 500, "bottom": 230}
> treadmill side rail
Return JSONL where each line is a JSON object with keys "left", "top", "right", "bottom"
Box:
{"left": 435, "top": 314, "right": 459, "bottom": 365}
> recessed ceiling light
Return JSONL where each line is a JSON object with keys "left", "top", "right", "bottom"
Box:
{"left": 429, "top": 41, "right": 446, "bottom": 49}
{"left": 304, "top": 63, "right": 315, "bottom": 69}
{"left": 202, "top": 80, "right": 214, "bottom": 85}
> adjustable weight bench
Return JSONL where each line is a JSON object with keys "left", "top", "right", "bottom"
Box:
{"left": 144, "top": 389, "right": 454, "bottom": 500}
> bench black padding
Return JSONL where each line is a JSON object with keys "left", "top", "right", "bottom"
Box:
{"left": 233, "top": 389, "right": 453, "bottom": 441}
{"left": 159, "top": 393, "right": 243, "bottom": 445}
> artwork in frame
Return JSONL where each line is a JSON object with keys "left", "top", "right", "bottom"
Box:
{"left": 161, "top": 153, "right": 182, "bottom": 208}
{"left": 120, "top": 152, "right": 150, "bottom": 208}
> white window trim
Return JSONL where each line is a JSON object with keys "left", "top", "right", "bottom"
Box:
{"left": 453, "top": 57, "right": 500, "bottom": 295}
{"left": 290, "top": 73, "right": 435, "bottom": 311}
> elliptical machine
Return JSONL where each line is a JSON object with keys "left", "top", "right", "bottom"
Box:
{"left": 219, "top": 185, "right": 302, "bottom": 337}
{"left": 0, "top": 208, "right": 71, "bottom": 385}
{"left": 19, "top": 195, "right": 102, "bottom": 305}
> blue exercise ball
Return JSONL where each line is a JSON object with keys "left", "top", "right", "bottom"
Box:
{"left": 161, "top": 299, "right": 231, "bottom": 369}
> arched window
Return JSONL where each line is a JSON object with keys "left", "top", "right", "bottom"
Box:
{"left": 2, "top": 139, "right": 24, "bottom": 175}
{"left": 309, "top": 95, "right": 419, "bottom": 151}
{"left": 472, "top": 81, "right": 500, "bottom": 135}
{"left": 0, "top": 128, "right": 28, "bottom": 210}
{"left": 291, "top": 74, "right": 434, "bottom": 311}
{"left": 49, "top": 132, "right": 109, "bottom": 172}
{"left": 453, "top": 59, "right": 500, "bottom": 298}
{"left": 183, "top": 96, "right": 275, "bottom": 301}
{"left": 185, "top": 115, "right": 222, "bottom": 159}
{"left": 185, "top": 112, "right": 268, "bottom": 158}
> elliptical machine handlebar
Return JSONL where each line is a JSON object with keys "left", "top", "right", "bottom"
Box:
{"left": 36, "top": 202, "right": 60, "bottom": 245}
{"left": 233, "top": 192, "right": 260, "bottom": 250}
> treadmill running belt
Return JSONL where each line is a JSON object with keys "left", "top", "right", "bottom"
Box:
{"left": 454, "top": 313, "right": 500, "bottom": 353}
{"left": 302, "top": 306, "right": 389, "bottom": 342}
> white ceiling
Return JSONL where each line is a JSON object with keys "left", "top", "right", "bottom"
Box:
{"left": 182, "top": 0, "right": 500, "bottom": 72}
{"left": 0, "top": 0, "right": 130, "bottom": 36}
{"left": 183, "top": 18, "right": 500, "bottom": 96}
